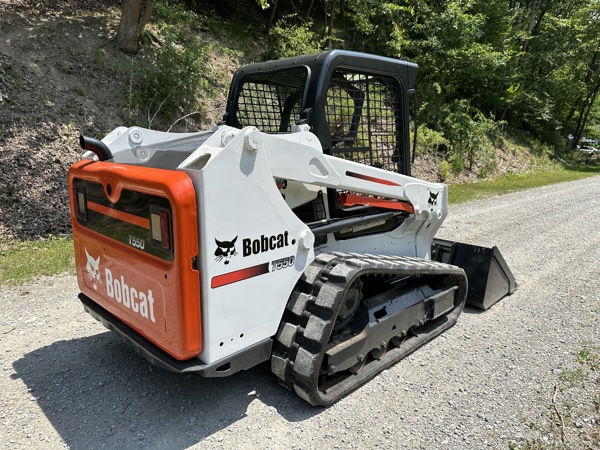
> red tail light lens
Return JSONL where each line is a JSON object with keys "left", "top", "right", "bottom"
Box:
{"left": 160, "top": 211, "right": 170, "bottom": 250}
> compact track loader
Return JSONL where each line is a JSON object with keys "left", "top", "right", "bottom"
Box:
{"left": 69, "top": 50, "right": 516, "bottom": 406}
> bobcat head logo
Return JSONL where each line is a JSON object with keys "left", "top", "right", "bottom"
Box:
{"left": 214, "top": 237, "right": 238, "bottom": 265}
{"left": 85, "top": 248, "right": 102, "bottom": 290}
{"left": 428, "top": 191, "right": 439, "bottom": 206}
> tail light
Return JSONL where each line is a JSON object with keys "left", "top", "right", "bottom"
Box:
{"left": 73, "top": 187, "right": 87, "bottom": 219}
{"left": 151, "top": 208, "right": 171, "bottom": 250}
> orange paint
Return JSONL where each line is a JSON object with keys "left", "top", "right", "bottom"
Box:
{"left": 68, "top": 160, "right": 202, "bottom": 361}
{"left": 87, "top": 201, "right": 151, "bottom": 229}
{"left": 339, "top": 192, "right": 415, "bottom": 213}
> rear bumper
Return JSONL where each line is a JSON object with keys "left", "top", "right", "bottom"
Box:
{"left": 80, "top": 293, "right": 272, "bottom": 377}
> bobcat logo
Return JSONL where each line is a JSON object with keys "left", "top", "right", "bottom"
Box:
{"left": 214, "top": 237, "right": 238, "bottom": 265}
{"left": 428, "top": 191, "right": 439, "bottom": 206}
{"left": 85, "top": 248, "right": 102, "bottom": 290}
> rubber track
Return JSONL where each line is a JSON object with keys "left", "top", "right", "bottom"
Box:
{"left": 271, "top": 252, "right": 468, "bottom": 406}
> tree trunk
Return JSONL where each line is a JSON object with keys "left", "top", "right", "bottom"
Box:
{"left": 522, "top": 2, "right": 547, "bottom": 54}
{"left": 563, "top": 96, "right": 581, "bottom": 144}
{"left": 581, "top": 87, "right": 599, "bottom": 137}
{"left": 304, "top": 0, "right": 315, "bottom": 22}
{"left": 573, "top": 83, "right": 600, "bottom": 146}
{"left": 326, "top": 0, "right": 337, "bottom": 48}
{"left": 571, "top": 51, "right": 600, "bottom": 146}
{"left": 265, "top": 0, "right": 279, "bottom": 33}
{"left": 115, "top": 0, "right": 155, "bottom": 55}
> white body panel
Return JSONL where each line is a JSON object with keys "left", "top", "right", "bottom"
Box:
{"left": 179, "top": 128, "right": 316, "bottom": 363}
{"left": 177, "top": 126, "right": 447, "bottom": 364}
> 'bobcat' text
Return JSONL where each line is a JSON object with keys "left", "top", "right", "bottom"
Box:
{"left": 105, "top": 268, "right": 156, "bottom": 323}
{"left": 243, "top": 231, "right": 290, "bottom": 257}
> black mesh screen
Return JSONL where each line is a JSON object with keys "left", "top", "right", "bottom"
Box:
{"left": 231, "top": 66, "right": 403, "bottom": 173}
{"left": 326, "top": 70, "right": 402, "bottom": 172}
{"left": 234, "top": 68, "right": 308, "bottom": 133}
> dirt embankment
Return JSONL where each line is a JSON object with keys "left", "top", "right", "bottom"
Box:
{"left": 0, "top": 1, "right": 134, "bottom": 241}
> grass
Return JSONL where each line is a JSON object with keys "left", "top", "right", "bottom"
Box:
{"left": 577, "top": 344, "right": 600, "bottom": 371}
{"left": 0, "top": 237, "right": 75, "bottom": 286}
{"left": 448, "top": 165, "right": 600, "bottom": 204}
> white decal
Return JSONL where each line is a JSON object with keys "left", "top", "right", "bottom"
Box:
{"left": 105, "top": 268, "right": 156, "bottom": 323}
{"left": 85, "top": 248, "right": 102, "bottom": 290}
{"left": 128, "top": 234, "right": 145, "bottom": 250}
{"left": 84, "top": 247, "right": 156, "bottom": 323}
{"left": 271, "top": 255, "right": 295, "bottom": 272}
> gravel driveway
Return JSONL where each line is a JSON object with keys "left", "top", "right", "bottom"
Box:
{"left": 1, "top": 176, "right": 599, "bottom": 449}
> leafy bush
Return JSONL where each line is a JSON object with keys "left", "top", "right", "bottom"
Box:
{"left": 153, "top": 0, "right": 196, "bottom": 25}
{"left": 416, "top": 125, "right": 449, "bottom": 156}
{"left": 268, "top": 16, "right": 324, "bottom": 59}
{"left": 125, "top": 1, "right": 221, "bottom": 130}
{"left": 478, "top": 157, "right": 497, "bottom": 179}
{"left": 438, "top": 160, "right": 451, "bottom": 181}
{"left": 130, "top": 36, "right": 212, "bottom": 128}
{"left": 439, "top": 100, "right": 499, "bottom": 172}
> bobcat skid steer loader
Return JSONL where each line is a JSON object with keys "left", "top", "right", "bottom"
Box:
{"left": 69, "top": 50, "right": 516, "bottom": 406}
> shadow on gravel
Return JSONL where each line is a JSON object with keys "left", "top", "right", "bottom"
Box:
{"left": 12, "top": 332, "right": 318, "bottom": 448}
{"left": 462, "top": 305, "right": 487, "bottom": 315}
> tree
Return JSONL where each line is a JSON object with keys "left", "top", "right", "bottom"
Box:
{"left": 115, "top": 0, "right": 155, "bottom": 55}
{"left": 264, "top": 0, "right": 279, "bottom": 33}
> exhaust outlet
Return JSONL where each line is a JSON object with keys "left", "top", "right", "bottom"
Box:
{"left": 79, "top": 135, "right": 113, "bottom": 161}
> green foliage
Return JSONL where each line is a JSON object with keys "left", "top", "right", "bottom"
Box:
{"left": 340, "top": 0, "right": 599, "bottom": 170}
{"left": 268, "top": 16, "right": 324, "bottom": 59}
{"left": 439, "top": 100, "right": 499, "bottom": 172}
{"left": 438, "top": 160, "right": 451, "bottom": 182}
{"left": 416, "top": 125, "right": 449, "bottom": 156}
{"left": 131, "top": 37, "right": 211, "bottom": 128}
{"left": 559, "top": 367, "right": 588, "bottom": 387}
{"left": 343, "top": 1, "right": 412, "bottom": 56}
{"left": 477, "top": 154, "right": 497, "bottom": 179}
{"left": 577, "top": 345, "right": 600, "bottom": 372}
{"left": 126, "top": 1, "right": 221, "bottom": 129}
{"left": 153, "top": 0, "right": 195, "bottom": 25}
{"left": 256, "top": 0, "right": 270, "bottom": 9}
{"left": 133, "top": 0, "right": 599, "bottom": 174}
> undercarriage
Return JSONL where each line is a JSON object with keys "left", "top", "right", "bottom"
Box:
{"left": 271, "top": 252, "right": 468, "bottom": 406}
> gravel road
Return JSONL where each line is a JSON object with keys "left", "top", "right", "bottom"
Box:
{"left": 1, "top": 176, "right": 599, "bottom": 450}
